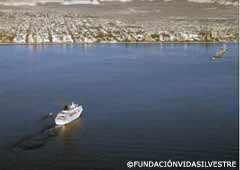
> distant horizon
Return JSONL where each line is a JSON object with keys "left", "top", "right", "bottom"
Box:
{"left": 0, "top": 0, "right": 238, "bottom": 6}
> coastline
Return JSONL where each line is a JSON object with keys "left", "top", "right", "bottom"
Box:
{"left": 0, "top": 41, "right": 238, "bottom": 46}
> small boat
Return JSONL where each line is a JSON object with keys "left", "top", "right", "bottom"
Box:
{"left": 54, "top": 102, "right": 83, "bottom": 125}
{"left": 213, "top": 44, "right": 227, "bottom": 59}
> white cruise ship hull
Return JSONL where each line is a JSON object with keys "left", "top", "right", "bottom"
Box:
{"left": 55, "top": 106, "right": 83, "bottom": 125}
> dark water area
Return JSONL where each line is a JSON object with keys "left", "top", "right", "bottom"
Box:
{"left": 0, "top": 43, "right": 238, "bottom": 170}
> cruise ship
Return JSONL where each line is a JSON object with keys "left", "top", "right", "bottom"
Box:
{"left": 55, "top": 102, "right": 83, "bottom": 125}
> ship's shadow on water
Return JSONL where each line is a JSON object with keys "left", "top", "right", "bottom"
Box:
{"left": 11, "top": 113, "right": 82, "bottom": 152}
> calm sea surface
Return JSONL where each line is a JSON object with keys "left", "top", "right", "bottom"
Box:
{"left": 0, "top": 44, "right": 238, "bottom": 170}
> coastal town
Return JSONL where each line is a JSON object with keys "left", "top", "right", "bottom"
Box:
{"left": 0, "top": 10, "right": 238, "bottom": 44}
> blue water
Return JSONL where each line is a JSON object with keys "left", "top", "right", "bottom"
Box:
{"left": 0, "top": 44, "right": 238, "bottom": 170}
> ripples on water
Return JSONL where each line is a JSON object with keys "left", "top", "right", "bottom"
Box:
{"left": 0, "top": 44, "right": 238, "bottom": 170}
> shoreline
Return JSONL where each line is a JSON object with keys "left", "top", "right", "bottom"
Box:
{"left": 0, "top": 41, "right": 238, "bottom": 46}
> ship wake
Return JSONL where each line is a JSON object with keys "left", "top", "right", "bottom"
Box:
{"left": 11, "top": 114, "right": 60, "bottom": 152}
